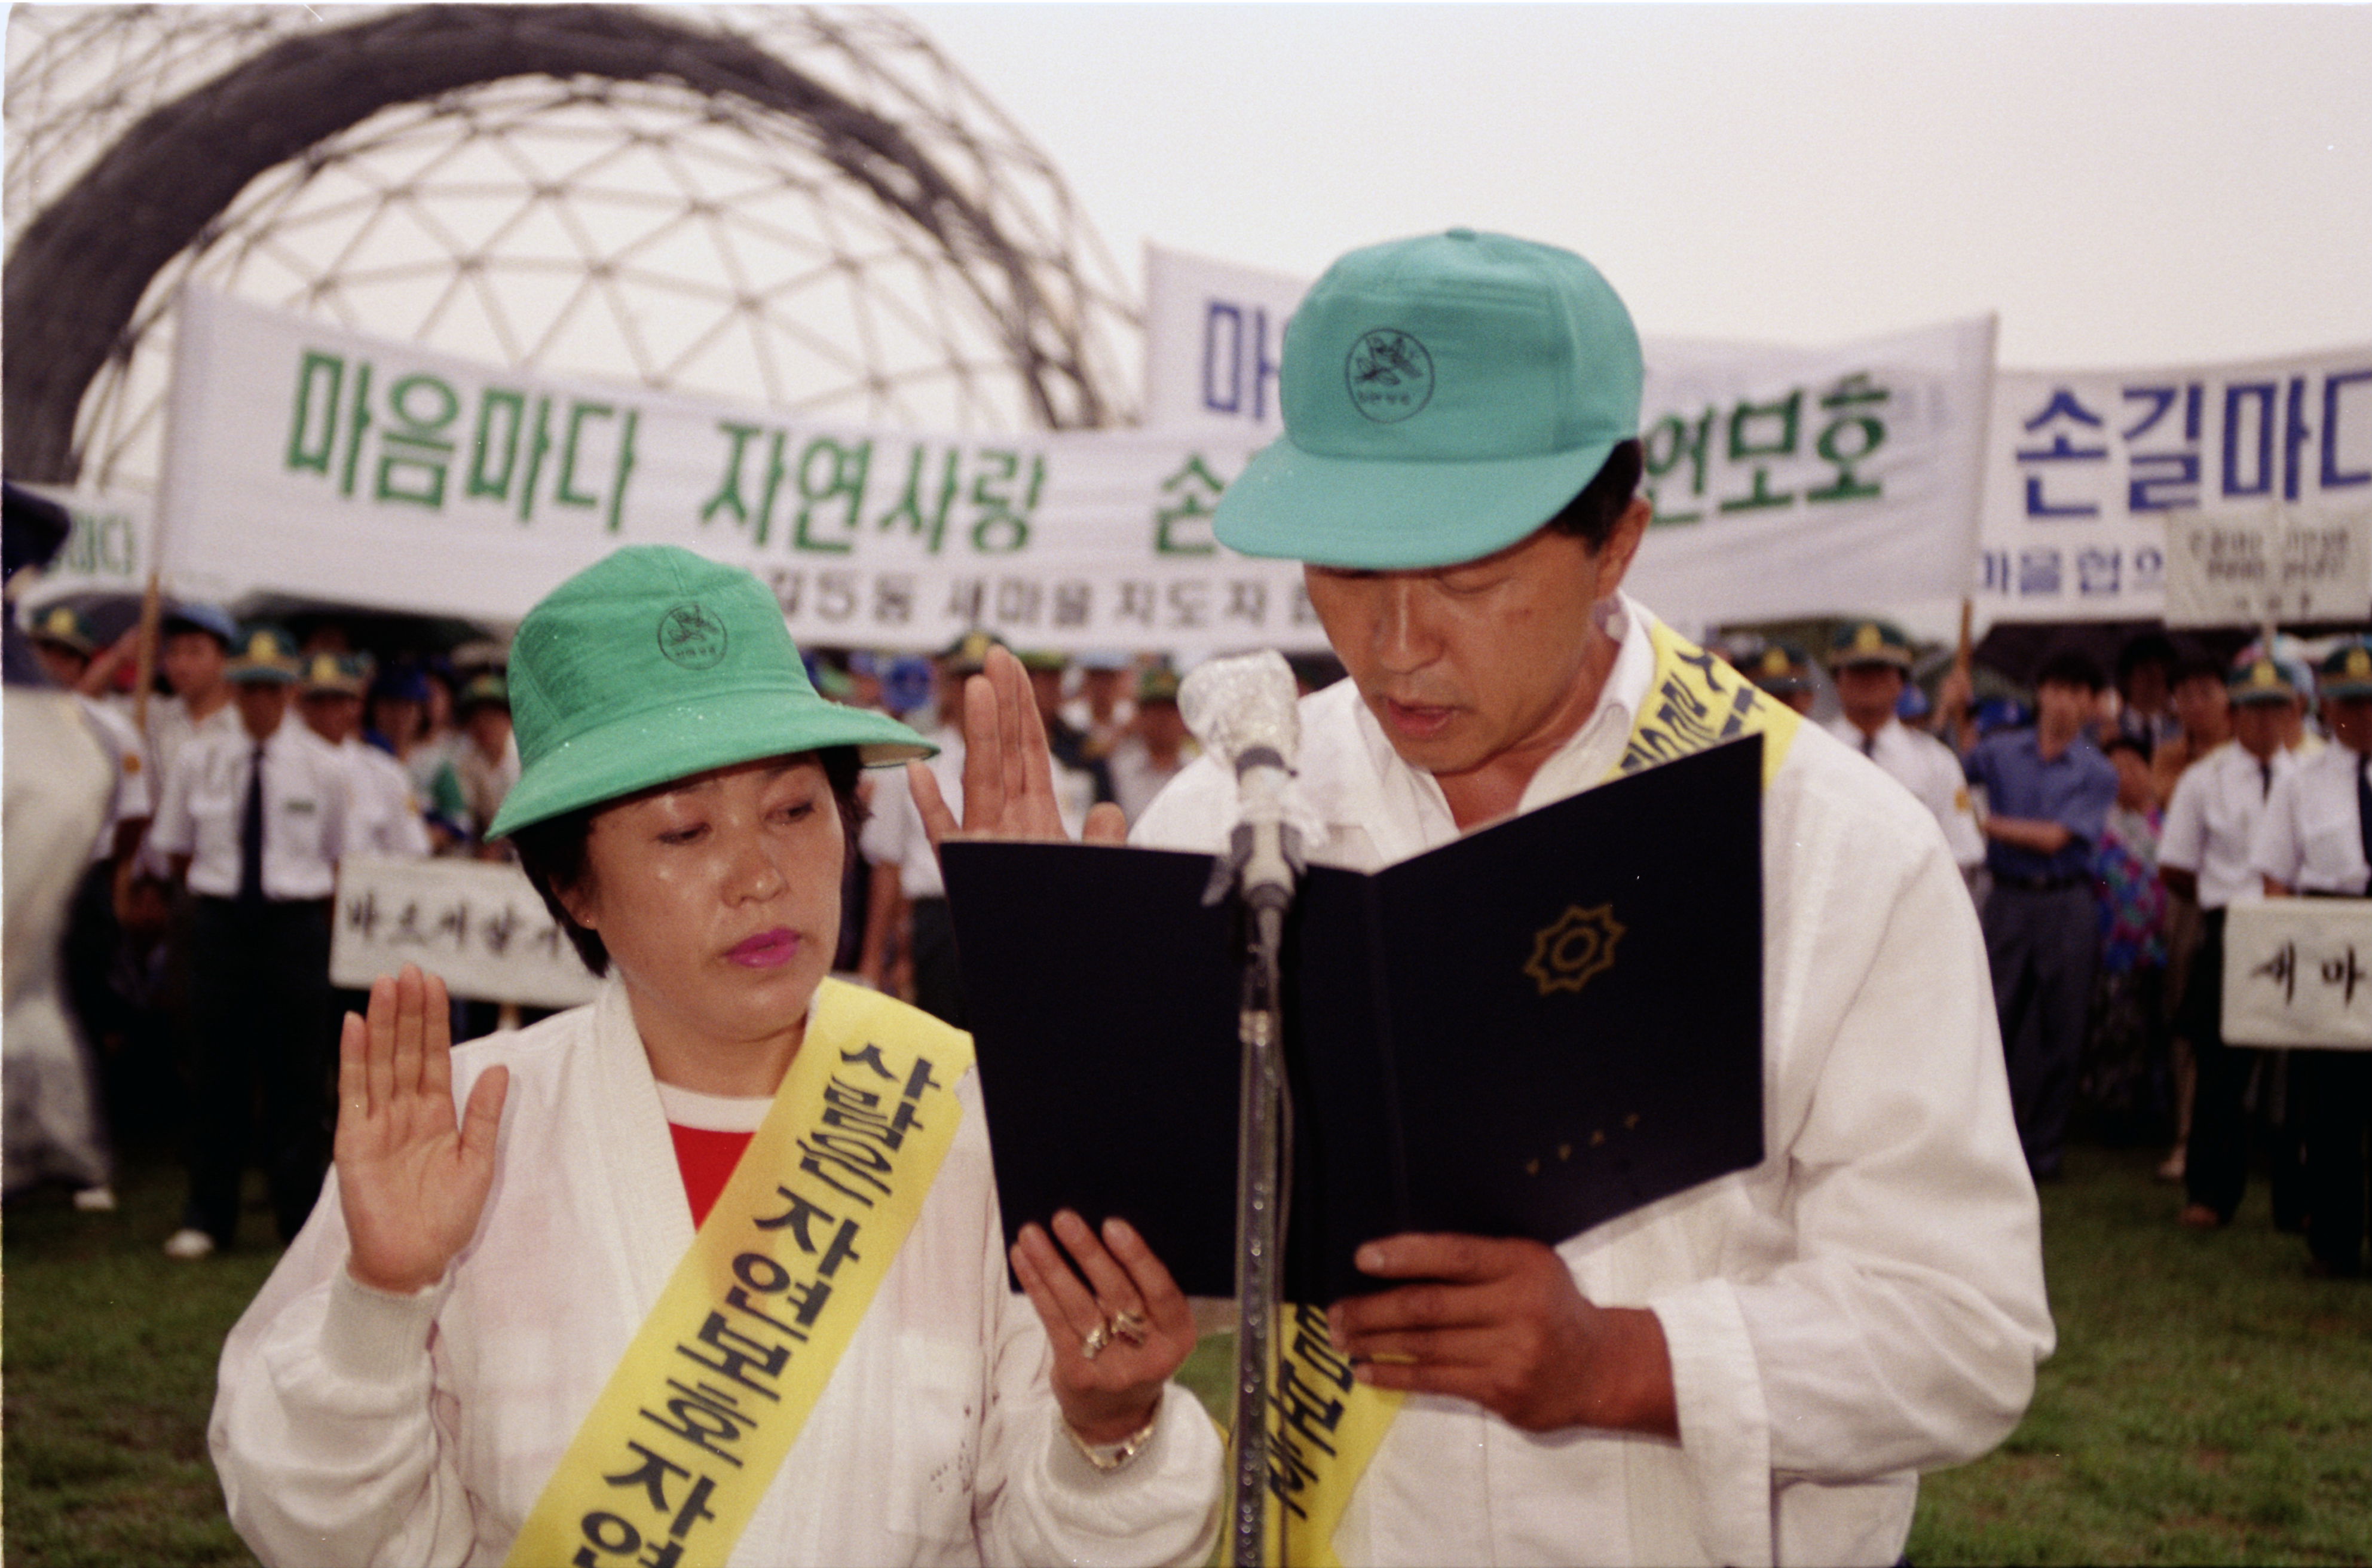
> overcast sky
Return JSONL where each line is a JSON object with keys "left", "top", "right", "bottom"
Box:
{"left": 907, "top": 4, "right": 2372, "bottom": 369}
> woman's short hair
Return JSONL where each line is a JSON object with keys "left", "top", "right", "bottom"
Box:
{"left": 510, "top": 747, "right": 866, "bottom": 978}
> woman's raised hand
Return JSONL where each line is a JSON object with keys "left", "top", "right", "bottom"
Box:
{"left": 910, "top": 645, "right": 1128, "bottom": 850}
{"left": 335, "top": 964, "right": 509, "bottom": 1294}
{"left": 1011, "top": 1211, "right": 1197, "bottom": 1444}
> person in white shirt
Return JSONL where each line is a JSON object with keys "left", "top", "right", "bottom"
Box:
{"left": 2159, "top": 654, "right": 2299, "bottom": 1231}
{"left": 857, "top": 634, "right": 983, "bottom": 1024}
{"left": 210, "top": 547, "right": 1221, "bottom": 1567}
{"left": 1824, "top": 617, "right": 1984, "bottom": 875}
{"left": 915, "top": 229, "right": 2049, "bottom": 1566}
{"left": 146, "top": 626, "right": 351, "bottom": 1259}
{"left": 2250, "top": 637, "right": 2372, "bottom": 1278}
{"left": 1105, "top": 665, "right": 1195, "bottom": 825}
{"left": 298, "top": 652, "right": 431, "bottom": 858}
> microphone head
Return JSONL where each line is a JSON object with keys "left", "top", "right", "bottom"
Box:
{"left": 1179, "top": 650, "right": 1301, "bottom": 770}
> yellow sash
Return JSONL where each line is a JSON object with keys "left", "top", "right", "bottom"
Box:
{"left": 1265, "top": 617, "right": 1799, "bottom": 1566}
{"left": 506, "top": 979, "right": 972, "bottom": 1568}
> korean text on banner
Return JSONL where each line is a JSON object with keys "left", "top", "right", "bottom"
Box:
{"left": 2223, "top": 899, "right": 2372, "bottom": 1051}
{"left": 1141, "top": 246, "right": 1996, "bottom": 630}
{"left": 1143, "top": 243, "right": 1306, "bottom": 437}
{"left": 13, "top": 485, "right": 150, "bottom": 598}
{"left": 2160, "top": 500, "right": 2372, "bottom": 629}
{"left": 1624, "top": 317, "right": 1997, "bottom": 632}
{"left": 159, "top": 287, "right": 1311, "bottom": 654}
{"left": 1979, "top": 349, "right": 2372, "bottom": 622}
{"left": 330, "top": 853, "right": 600, "bottom": 1010}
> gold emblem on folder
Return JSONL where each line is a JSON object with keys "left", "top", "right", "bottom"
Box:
{"left": 1526, "top": 904, "right": 1625, "bottom": 997}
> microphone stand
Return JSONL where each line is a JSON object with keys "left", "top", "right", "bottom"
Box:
{"left": 1229, "top": 887, "right": 1287, "bottom": 1567}
{"left": 1219, "top": 787, "right": 1297, "bottom": 1568}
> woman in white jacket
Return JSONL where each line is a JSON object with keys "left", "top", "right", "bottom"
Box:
{"left": 211, "top": 545, "right": 1222, "bottom": 1568}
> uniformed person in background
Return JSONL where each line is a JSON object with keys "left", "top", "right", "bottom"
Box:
{"left": 1020, "top": 648, "right": 1113, "bottom": 829}
{"left": 2159, "top": 654, "right": 2300, "bottom": 1232}
{"left": 299, "top": 653, "right": 431, "bottom": 858}
{"left": 1826, "top": 618, "right": 1984, "bottom": 878}
{"left": 148, "top": 626, "right": 350, "bottom": 1259}
{"left": 449, "top": 669, "right": 519, "bottom": 858}
{"left": 2251, "top": 637, "right": 2372, "bottom": 1278}
{"left": 1106, "top": 663, "right": 1195, "bottom": 825}
{"left": 1745, "top": 639, "right": 1818, "bottom": 716}
{"left": 856, "top": 630, "right": 999, "bottom": 1023}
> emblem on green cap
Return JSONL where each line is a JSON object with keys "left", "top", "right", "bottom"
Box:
{"left": 658, "top": 602, "right": 728, "bottom": 670}
{"left": 1345, "top": 329, "right": 1434, "bottom": 424}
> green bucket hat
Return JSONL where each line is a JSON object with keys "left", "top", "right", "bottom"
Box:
{"left": 1213, "top": 227, "right": 1643, "bottom": 571}
{"left": 487, "top": 546, "right": 934, "bottom": 840}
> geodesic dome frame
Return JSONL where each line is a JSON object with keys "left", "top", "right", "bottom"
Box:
{"left": 4, "top": 4, "right": 1140, "bottom": 490}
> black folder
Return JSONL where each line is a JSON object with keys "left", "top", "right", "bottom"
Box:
{"left": 940, "top": 734, "right": 1765, "bottom": 1303}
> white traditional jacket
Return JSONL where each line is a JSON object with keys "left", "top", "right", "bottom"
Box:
{"left": 1133, "top": 596, "right": 2052, "bottom": 1568}
{"left": 210, "top": 981, "right": 1224, "bottom": 1567}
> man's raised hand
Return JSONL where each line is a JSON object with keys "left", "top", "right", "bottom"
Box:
{"left": 910, "top": 645, "right": 1127, "bottom": 849}
{"left": 335, "top": 964, "right": 509, "bottom": 1294}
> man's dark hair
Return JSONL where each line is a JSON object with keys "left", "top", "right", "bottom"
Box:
{"left": 510, "top": 747, "right": 865, "bottom": 977}
{"left": 2101, "top": 734, "right": 2148, "bottom": 763}
{"left": 2172, "top": 653, "right": 2228, "bottom": 689}
{"left": 1542, "top": 439, "right": 1644, "bottom": 551}
{"left": 2034, "top": 649, "right": 2108, "bottom": 694}
{"left": 2114, "top": 631, "right": 2178, "bottom": 688}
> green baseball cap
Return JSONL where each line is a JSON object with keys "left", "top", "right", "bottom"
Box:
{"left": 487, "top": 546, "right": 934, "bottom": 839}
{"left": 228, "top": 626, "right": 301, "bottom": 685}
{"left": 2227, "top": 654, "right": 2299, "bottom": 706}
{"left": 1213, "top": 228, "right": 1643, "bottom": 570}
{"left": 1829, "top": 618, "right": 1916, "bottom": 671}
{"left": 2318, "top": 637, "right": 2372, "bottom": 702}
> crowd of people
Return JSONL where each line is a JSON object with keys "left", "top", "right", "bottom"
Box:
{"left": 0, "top": 223, "right": 2358, "bottom": 1568}
{"left": 1725, "top": 618, "right": 2372, "bottom": 1279}
{"left": 0, "top": 511, "right": 1241, "bottom": 1260}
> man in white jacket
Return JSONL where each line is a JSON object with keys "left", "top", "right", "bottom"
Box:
{"left": 945, "top": 229, "right": 2052, "bottom": 1566}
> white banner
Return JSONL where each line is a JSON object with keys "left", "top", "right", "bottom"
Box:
{"left": 2223, "top": 899, "right": 2372, "bottom": 1049}
{"left": 16, "top": 485, "right": 151, "bottom": 601}
{"left": 1141, "top": 245, "right": 1997, "bottom": 630}
{"left": 1143, "top": 244, "right": 1302, "bottom": 437}
{"left": 1624, "top": 318, "right": 1996, "bottom": 632}
{"left": 160, "top": 288, "right": 1312, "bottom": 654}
{"left": 331, "top": 854, "right": 599, "bottom": 1010}
{"left": 1979, "top": 348, "right": 2372, "bottom": 622}
{"left": 2162, "top": 501, "right": 2372, "bottom": 629}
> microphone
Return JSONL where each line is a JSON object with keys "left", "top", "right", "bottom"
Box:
{"left": 1178, "top": 651, "right": 1303, "bottom": 912}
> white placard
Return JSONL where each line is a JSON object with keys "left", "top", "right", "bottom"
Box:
{"left": 1978, "top": 349, "right": 2372, "bottom": 621}
{"left": 2221, "top": 899, "right": 2372, "bottom": 1049}
{"left": 2162, "top": 501, "right": 2372, "bottom": 628}
{"left": 159, "top": 287, "right": 1309, "bottom": 654}
{"left": 1141, "top": 244, "right": 1997, "bottom": 629}
{"left": 332, "top": 853, "right": 599, "bottom": 1010}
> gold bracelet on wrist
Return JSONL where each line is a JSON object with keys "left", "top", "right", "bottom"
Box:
{"left": 1061, "top": 1401, "right": 1162, "bottom": 1472}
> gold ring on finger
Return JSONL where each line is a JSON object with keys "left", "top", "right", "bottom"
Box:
{"left": 1081, "top": 1321, "right": 1111, "bottom": 1359}
{"left": 1110, "top": 1308, "right": 1150, "bottom": 1346}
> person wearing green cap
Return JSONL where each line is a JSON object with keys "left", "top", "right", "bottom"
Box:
{"left": 934, "top": 229, "right": 2049, "bottom": 1566}
{"left": 148, "top": 626, "right": 354, "bottom": 1261}
{"left": 2251, "top": 635, "right": 2372, "bottom": 1278}
{"left": 212, "top": 547, "right": 1221, "bottom": 1568}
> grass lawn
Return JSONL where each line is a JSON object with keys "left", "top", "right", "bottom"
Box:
{"left": 6, "top": 1141, "right": 2368, "bottom": 1566}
